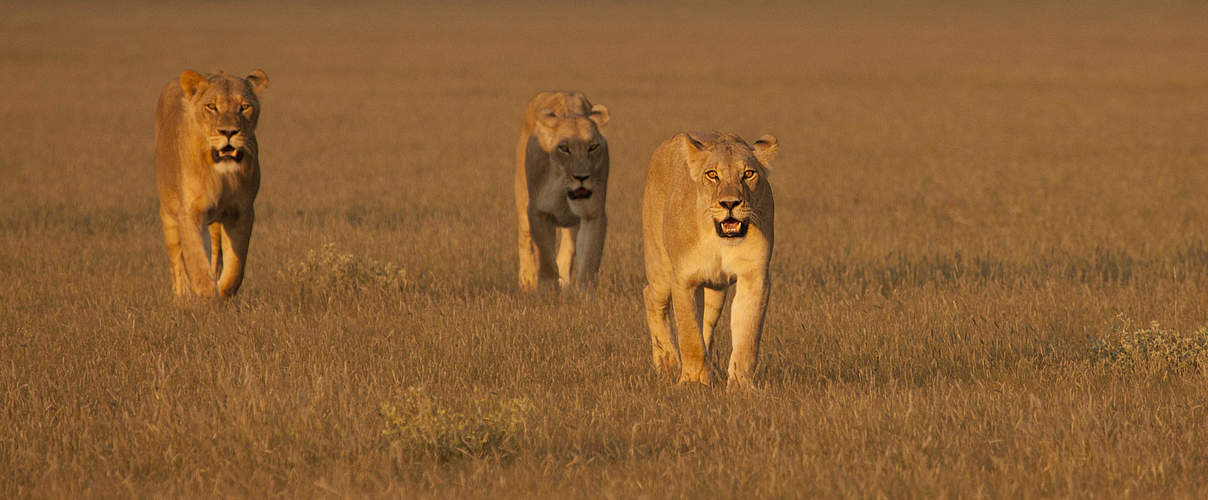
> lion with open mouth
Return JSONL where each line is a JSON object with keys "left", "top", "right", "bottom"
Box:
{"left": 154, "top": 69, "right": 268, "bottom": 301}
{"left": 641, "top": 131, "right": 778, "bottom": 389}
{"left": 514, "top": 91, "right": 610, "bottom": 292}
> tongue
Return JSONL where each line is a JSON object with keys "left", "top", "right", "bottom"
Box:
{"left": 722, "top": 221, "right": 741, "bottom": 233}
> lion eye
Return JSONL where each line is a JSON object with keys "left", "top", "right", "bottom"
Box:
{"left": 588, "top": 143, "right": 600, "bottom": 153}
{"left": 557, "top": 144, "right": 570, "bottom": 154}
{"left": 705, "top": 171, "right": 719, "bottom": 181}
{"left": 204, "top": 103, "right": 218, "bottom": 112}
{"left": 239, "top": 103, "right": 252, "bottom": 113}
{"left": 743, "top": 170, "right": 756, "bottom": 180}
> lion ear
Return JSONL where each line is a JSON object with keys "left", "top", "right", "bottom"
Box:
{"left": 681, "top": 132, "right": 710, "bottom": 180}
{"left": 246, "top": 69, "right": 270, "bottom": 96}
{"left": 752, "top": 133, "right": 778, "bottom": 167}
{"left": 684, "top": 132, "right": 709, "bottom": 153}
{"left": 537, "top": 109, "right": 559, "bottom": 129}
{"left": 588, "top": 104, "right": 609, "bottom": 128}
{"left": 179, "top": 70, "right": 208, "bottom": 98}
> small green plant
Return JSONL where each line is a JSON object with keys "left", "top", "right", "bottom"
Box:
{"left": 1093, "top": 314, "right": 1208, "bottom": 375}
{"left": 279, "top": 243, "right": 406, "bottom": 293}
{"left": 379, "top": 387, "right": 532, "bottom": 461}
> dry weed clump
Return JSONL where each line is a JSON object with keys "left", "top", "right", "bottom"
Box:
{"left": 279, "top": 243, "right": 407, "bottom": 294}
{"left": 1094, "top": 315, "right": 1208, "bottom": 375}
{"left": 379, "top": 387, "right": 532, "bottom": 462}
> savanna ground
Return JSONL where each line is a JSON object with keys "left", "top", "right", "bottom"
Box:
{"left": 3, "top": 1, "right": 1208, "bottom": 497}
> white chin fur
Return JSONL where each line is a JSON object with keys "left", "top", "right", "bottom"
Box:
{"left": 212, "top": 161, "right": 241, "bottom": 174}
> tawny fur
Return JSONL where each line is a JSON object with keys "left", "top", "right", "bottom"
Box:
{"left": 155, "top": 69, "right": 268, "bottom": 301}
{"left": 514, "top": 91, "right": 610, "bottom": 292}
{"left": 641, "top": 131, "right": 778, "bottom": 389}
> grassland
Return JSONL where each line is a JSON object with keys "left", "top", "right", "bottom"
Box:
{"left": 3, "top": 1, "right": 1208, "bottom": 497}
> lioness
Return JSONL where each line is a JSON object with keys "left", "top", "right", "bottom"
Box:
{"left": 515, "top": 91, "right": 610, "bottom": 291}
{"left": 641, "top": 131, "right": 778, "bottom": 389}
{"left": 155, "top": 69, "right": 269, "bottom": 300}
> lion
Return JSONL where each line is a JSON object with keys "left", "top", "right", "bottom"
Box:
{"left": 514, "top": 91, "right": 610, "bottom": 292}
{"left": 155, "top": 69, "right": 269, "bottom": 300}
{"left": 641, "top": 131, "right": 778, "bottom": 389}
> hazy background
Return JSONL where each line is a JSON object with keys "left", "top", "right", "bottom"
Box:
{"left": 3, "top": 1, "right": 1208, "bottom": 497}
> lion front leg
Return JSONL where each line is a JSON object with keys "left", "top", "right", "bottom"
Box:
{"left": 528, "top": 210, "right": 560, "bottom": 290}
{"left": 727, "top": 272, "right": 769, "bottom": 390}
{"left": 208, "top": 223, "right": 224, "bottom": 278}
{"left": 516, "top": 198, "right": 539, "bottom": 293}
{"left": 671, "top": 281, "right": 712, "bottom": 386}
{"left": 644, "top": 282, "right": 678, "bottom": 378}
{"left": 700, "top": 287, "right": 726, "bottom": 366}
{"left": 158, "top": 209, "right": 187, "bottom": 297}
{"left": 556, "top": 226, "right": 577, "bottom": 287}
{"left": 217, "top": 209, "right": 254, "bottom": 300}
{"left": 569, "top": 214, "right": 605, "bottom": 290}
{"left": 178, "top": 208, "right": 218, "bottom": 300}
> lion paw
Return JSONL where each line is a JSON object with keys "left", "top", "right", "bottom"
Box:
{"left": 677, "top": 366, "right": 713, "bottom": 387}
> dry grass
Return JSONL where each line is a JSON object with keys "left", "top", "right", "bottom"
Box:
{"left": 3, "top": 0, "right": 1208, "bottom": 497}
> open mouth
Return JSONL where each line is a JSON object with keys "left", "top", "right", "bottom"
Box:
{"left": 567, "top": 188, "right": 593, "bottom": 200}
{"left": 714, "top": 217, "right": 749, "bottom": 238}
{"left": 211, "top": 146, "right": 244, "bottom": 163}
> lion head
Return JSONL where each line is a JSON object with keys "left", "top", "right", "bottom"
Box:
{"left": 682, "top": 131, "right": 778, "bottom": 240}
{"left": 533, "top": 94, "right": 610, "bottom": 202}
{"left": 179, "top": 69, "right": 269, "bottom": 165}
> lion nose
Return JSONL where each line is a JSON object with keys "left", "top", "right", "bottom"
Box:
{"left": 218, "top": 128, "right": 239, "bottom": 139}
{"left": 573, "top": 175, "right": 590, "bottom": 182}
{"left": 719, "top": 199, "right": 742, "bottom": 211}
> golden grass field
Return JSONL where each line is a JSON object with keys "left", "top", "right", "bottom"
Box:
{"left": 3, "top": 1, "right": 1208, "bottom": 497}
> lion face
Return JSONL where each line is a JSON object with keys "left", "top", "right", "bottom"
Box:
{"left": 180, "top": 70, "right": 269, "bottom": 165}
{"left": 550, "top": 128, "right": 608, "bottom": 201}
{"left": 684, "top": 133, "right": 778, "bottom": 240}
{"left": 537, "top": 104, "right": 610, "bottom": 202}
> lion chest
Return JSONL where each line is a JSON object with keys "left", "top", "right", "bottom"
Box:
{"left": 530, "top": 183, "right": 577, "bottom": 225}
{"left": 531, "top": 171, "right": 603, "bottom": 227}
{"left": 184, "top": 163, "right": 258, "bottom": 222}
{"left": 674, "top": 228, "right": 770, "bottom": 289}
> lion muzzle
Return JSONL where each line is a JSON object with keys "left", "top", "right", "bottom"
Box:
{"left": 211, "top": 146, "right": 244, "bottom": 163}
{"left": 715, "top": 217, "right": 749, "bottom": 238}
{"left": 714, "top": 199, "right": 749, "bottom": 238}
{"left": 209, "top": 128, "right": 246, "bottom": 163}
{"left": 567, "top": 174, "right": 594, "bottom": 199}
